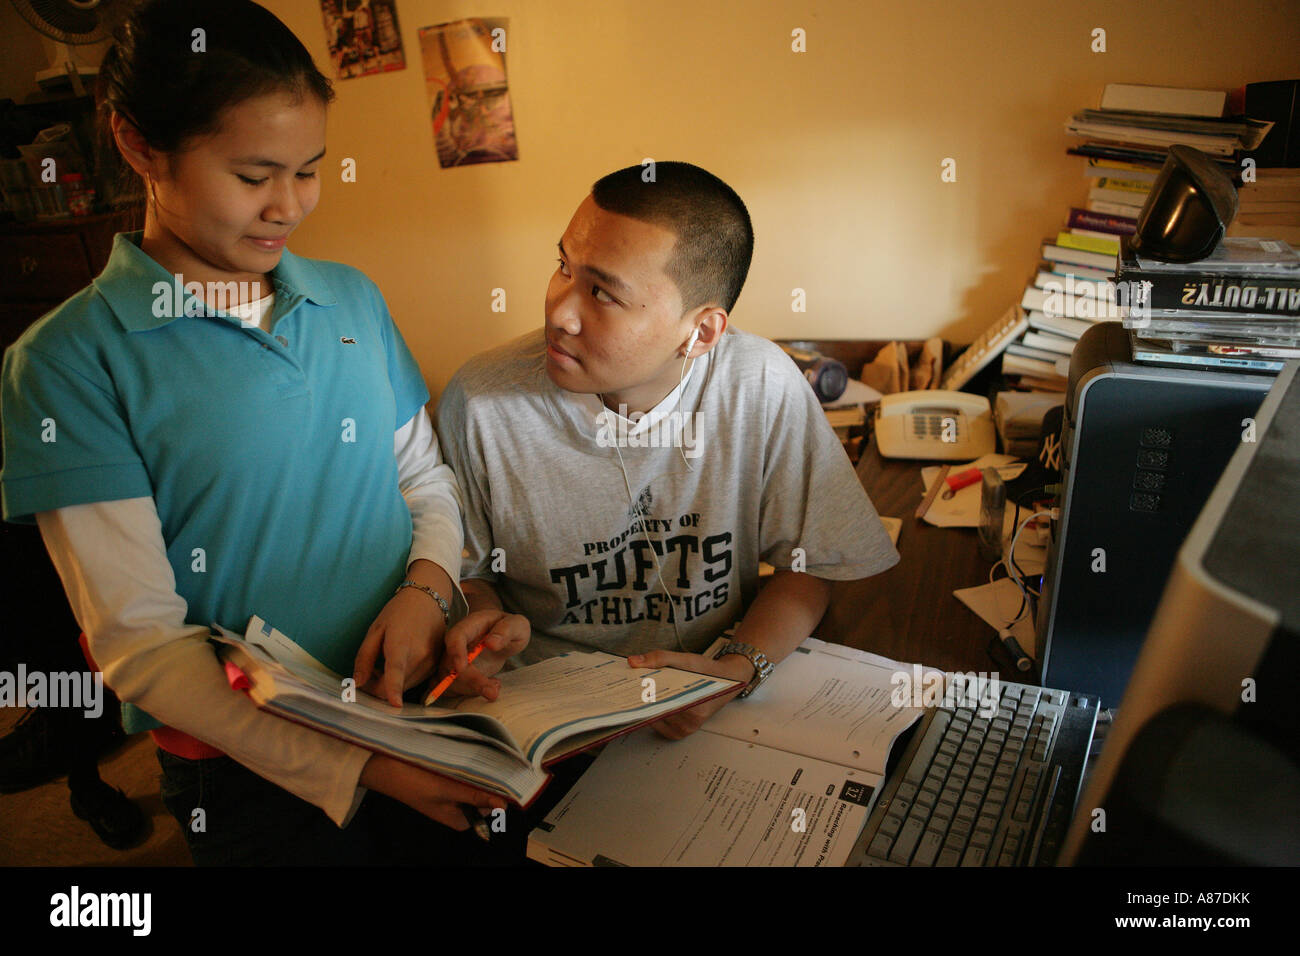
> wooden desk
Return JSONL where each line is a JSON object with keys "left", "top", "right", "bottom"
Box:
{"left": 819, "top": 436, "right": 1032, "bottom": 679}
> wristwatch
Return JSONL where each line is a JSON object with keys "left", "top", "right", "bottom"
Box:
{"left": 713, "top": 642, "right": 774, "bottom": 698}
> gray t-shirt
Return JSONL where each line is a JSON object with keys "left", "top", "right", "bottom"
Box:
{"left": 435, "top": 327, "right": 899, "bottom": 663}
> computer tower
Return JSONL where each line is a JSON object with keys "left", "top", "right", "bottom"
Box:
{"left": 1034, "top": 323, "right": 1273, "bottom": 706}
{"left": 1061, "top": 360, "right": 1300, "bottom": 866}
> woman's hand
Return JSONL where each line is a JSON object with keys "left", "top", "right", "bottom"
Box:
{"left": 359, "top": 753, "right": 507, "bottom": 830}
{"left": 354, "top": 561, "right": 456, "bottom": 706}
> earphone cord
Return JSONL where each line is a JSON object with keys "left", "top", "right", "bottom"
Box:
{"left": 596, "top": 331, "right": 701, "bottom": 653}
{"left": 604, "top": 423, "right": 687, "bottom": 652}
{"left": 678, "top": 344, "right": 695, "bottom": 473}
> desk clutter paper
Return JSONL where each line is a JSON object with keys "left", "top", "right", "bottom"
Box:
{"left": 919, "top": 455, "right": 1026, "bottom": 527}
{"left": 948, "top": 485, "right": 1049, "bottom": 656}
{"left": 526, "top": 638, "right": 929, "bottom": 867}
{"left": 879, "top": 515, "right": 902, "bottom": 545}
{"left": 953, "top": 578, "right": 1038, "bottom": 659}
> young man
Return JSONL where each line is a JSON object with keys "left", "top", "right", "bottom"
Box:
{"left": 435, "top": 161, "right": 898, "bottom": 737}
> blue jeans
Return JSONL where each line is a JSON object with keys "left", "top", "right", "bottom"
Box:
{"left": 157, "top": 749, "right": 383, "bottom": 865}
{"left": 157, "top": 748, "right": 577, "bottom": 866}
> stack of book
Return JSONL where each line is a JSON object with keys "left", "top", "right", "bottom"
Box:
{"left": 1229, "top": 168, "right": 1300, "bottom": 247}
{"left": 1066, "top": 83, "right": 1269, "bottom": 165}
{"left": 997, "top": 83, "right": 1279, "bottom": 391}
{"left": 1008, "top": 221, "right": 1130, "bottom": 390}
{"left": 1119, "top": 236, "right": 1300, "bottom": 373}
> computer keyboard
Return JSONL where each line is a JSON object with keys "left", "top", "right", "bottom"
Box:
{"left": 849, "top": 679, "right": 1098, "bottom": 867}
{"left": 940, "top": 303, "right": 1030, "bottom": 391}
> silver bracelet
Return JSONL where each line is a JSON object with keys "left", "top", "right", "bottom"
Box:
{"left": 395, "top": 579, "right": 450, "bottom": 625}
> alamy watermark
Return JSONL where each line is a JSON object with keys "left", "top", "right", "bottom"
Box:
{"left": 50, "top": 886, "right": 150, "bottom": 936}
{"left": 596, "top": 406, "right": 704, "bottom": 459}
{"left": 152, "top": 274, "right": 264, "bottom": 322}
{"left": 0, "top": 666, "right": 102, "bottom": 718}
{"left": 890, "top": 664, "right": 1001, "bottom": 719}
{"left": 1039, "top": 276, "right": 1151, "bottom": 322}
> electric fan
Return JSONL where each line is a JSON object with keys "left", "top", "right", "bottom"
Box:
{"left": 9, "top": 0, "right": 134, "bottom": 94}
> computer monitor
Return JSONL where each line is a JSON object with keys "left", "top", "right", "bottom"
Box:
{"left": 1060, "top": 359, "right": 1300, "bottom": 865}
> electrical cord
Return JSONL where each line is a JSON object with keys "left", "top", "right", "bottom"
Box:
{"left": 1008, "top": 485, "right": 1060, "bottom": 598}
{"left": 1006, "top": 509, "right": 1056, "bottom": 612}
{"left": 988, "top": 558, "right": 1030, "bottom": 629}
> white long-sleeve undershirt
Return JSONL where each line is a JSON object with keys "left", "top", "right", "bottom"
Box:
{"left": 36, "top": 403, "right": 464, "bottom": 828}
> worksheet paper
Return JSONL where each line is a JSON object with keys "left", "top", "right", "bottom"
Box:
{"left": 529, "top": 729, "right": 877, "bottom": 866}
{"left": 702, "top": 640, "right": 925, "bottom": 774}
{"left": 528, "top": 639, "right": 937, "bottom": 866}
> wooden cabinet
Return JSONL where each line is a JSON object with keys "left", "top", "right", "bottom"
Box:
{"left": 1, "top": 207, "right": 141, "bottom": 350}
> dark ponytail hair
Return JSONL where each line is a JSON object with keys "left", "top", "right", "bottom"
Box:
{"left": 98, "top": 0, "right": 334, "bottom": 197}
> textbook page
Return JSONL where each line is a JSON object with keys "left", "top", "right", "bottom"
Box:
{"left": 701, "top": 640, "right": 925, "bottom": 774}
{"left": 528, "top": 729, "right": 878, "bottom": 867}
{"left": 215, "top": 621, "right": 738, "bottom": 802}
{"left": 453, "top": 652, "right": 735, "bottom": 764}
{"left": 217, "top": 619, "right": 736, "bottom": 761}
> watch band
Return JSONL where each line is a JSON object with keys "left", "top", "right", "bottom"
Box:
{"left": 395, "top": 579, "right": 451, "bottom": 626}
{"left": 714, "top": 641, "right": 774, "bottom": 698}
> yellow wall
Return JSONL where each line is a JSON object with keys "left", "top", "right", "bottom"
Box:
{"left": 4, "top": 0, "right": 1298, "bottom": 399}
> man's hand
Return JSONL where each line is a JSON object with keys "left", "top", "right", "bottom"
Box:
{"left": 359, "top": 753, "right": 507, "bottom": 830}
{"left": 626, "top": 649, "right": 753, "bottom": 739}
{"left": 439, "top": 609, "right": 530, "bottom": 701}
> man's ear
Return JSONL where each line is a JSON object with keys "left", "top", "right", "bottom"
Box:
{"left": 110, "top": 112, "right": 163, "bottom": 181}
{"left": 686, "top": 307, "right": 728, "bottom": 356}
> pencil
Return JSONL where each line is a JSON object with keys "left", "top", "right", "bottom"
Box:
{"left": 423, "top": 637, "right": 489, "bottom": 705}
{"left": 468, "top": 809, "right": 493, "bottom": 842}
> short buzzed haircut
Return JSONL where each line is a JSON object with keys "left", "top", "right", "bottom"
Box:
{"left": 591, "top": 161, "right": 753, "bottom": 314}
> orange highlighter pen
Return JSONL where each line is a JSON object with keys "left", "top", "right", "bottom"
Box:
{"left": 423, "top": 637, "right": 489, "bottom": 706}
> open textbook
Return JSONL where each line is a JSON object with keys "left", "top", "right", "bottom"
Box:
{"left": 528, "top": 639, "right": 932, "bottom": 866}
{"left": 212, "top": 617, "right": 740, "bottom": 807}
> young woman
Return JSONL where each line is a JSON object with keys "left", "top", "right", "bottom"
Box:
{"left": 0, "top": 0, "right": 517, "bottom": 865}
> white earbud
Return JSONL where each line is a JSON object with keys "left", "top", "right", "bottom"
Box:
{"left": 684, "top": 327, "right": 700, "bottom": 356}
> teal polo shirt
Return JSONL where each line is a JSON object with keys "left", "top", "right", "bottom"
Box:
{"left": 1, "top": 232, "right": 430, "bottom": 732}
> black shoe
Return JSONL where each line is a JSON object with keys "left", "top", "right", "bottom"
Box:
{"left": 70, "top": 780, "right": 149, "bottom": 851}
{"left": 0, "top": 709, "right": 72, "bottom": 793}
